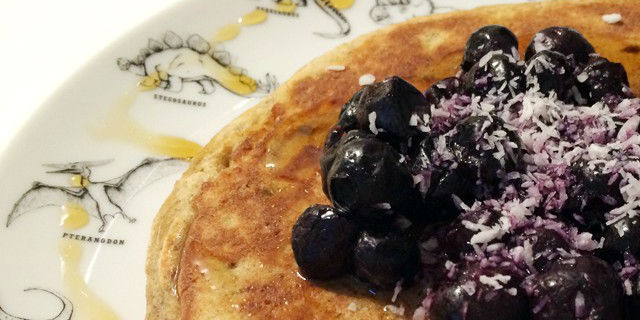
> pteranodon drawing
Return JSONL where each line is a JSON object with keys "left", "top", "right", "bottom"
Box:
{"left": 6, "top": 158, "right": 187, "bottom": 232}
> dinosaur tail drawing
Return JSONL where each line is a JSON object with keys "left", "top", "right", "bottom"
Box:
{"left": 116, "top": 58, "right": 146, "bottom": 76}
{"left": 116, "top": 58, "right": 132, "bottom": 71}
{"left": 0, "top": 288, "right": 73, "bottom": 320}
{"left": 313, "top": 0, "right": 351, "bottom": 38}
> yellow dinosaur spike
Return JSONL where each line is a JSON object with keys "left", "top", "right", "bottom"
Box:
{"left": 329, "top": 0, "right": 355, "bottom": 10}
{"left": 277, "top": 0, "right": 298, "bottom": 13}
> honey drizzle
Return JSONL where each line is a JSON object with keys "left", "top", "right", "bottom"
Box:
{"left": 60, "top": 203, "right": 90, "bottom": 230}
{"left": 59, "top": 239, "right": 120, "bottom": 319}
{"left": 239, "top": 9, "right": 269, "bottom": 25}
{"left": 137, "top": 71, "right": 167, "bottom": 91}
{"left": 95, "top": 91, "right": 202, "bottom": 159}
{"left": 214, "top": 23, "right": 242, "bottom": 42}
{"left": 70, "top": 174, "right": 89, "bottom": 188}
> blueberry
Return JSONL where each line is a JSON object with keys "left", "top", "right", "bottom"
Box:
{"left": 320, "top": 131, "right": 418, "bottom": 220}
{"left": 429, "top": 265, "right": 531, "bottom": 320}
{"left": 323, "top": 126, "right": 372, "bottom": 153}
{"left": 461, "top": 25, "right": 519, "bottom": 72}
{"left": 337, "top": 76, "right": 428, "bottom": 148}
{"left": 424, "top": 77, "right": 461, "bottom": 107}
{"left": 438, "top": 209, "right": 502, "bottom": 260}
{"left": 353, "top": 230, "right": 420, "bottom": 288}
{"left": 407, "top": 134, "right": 435, "bottom": 177}
{"left": 449, "top": 116, "right": 523, "bottom": 187}
{"left": 521, "top": 228, "right": 569, "bottom": 271}
{"left": 576, "top": 56, "right": 631, "bottom": 105}
{"left": 408, "top": 133, "right": 474, "bottom": 220}
{"left": 419, "top": 116, "right": 523, "bottom": 221}
{"left": 525, "top": 50, "right": 574, "bottom": 98}
{"left": 324, "top": 125, "right": 345, "bottom": 151}
{"left": 525, "top": 27, "right": 595, "bottom": 66}
{"left": 529, "top": 256, "right": 623, "bottom": 320}
{"left": 624, "top": 276, "right": 640, "bottom": 320}
{"left": 426, "top": 168, "right": 476, "bottom": 221}
{"left": 291, "top": 205, "right": 358, "bottom": 280}
{"left": 599, "top": 215, "right": 640, "bottom": 262}
{"left": 563, "top": 161, "right": 622, "bottom": 235}
{"left": 462, "top": 53, "right": 526, "bottom": 98}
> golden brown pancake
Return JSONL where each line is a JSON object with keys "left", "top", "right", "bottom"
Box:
{"left": 145, "top": 0, "right": 640, "bottom": 318}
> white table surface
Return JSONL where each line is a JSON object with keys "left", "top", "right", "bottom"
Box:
{"left": 0, "top": 0, "right": 183, "bottom": 155}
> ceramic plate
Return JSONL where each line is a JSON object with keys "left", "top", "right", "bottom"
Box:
{"left": 0, "top": 0, "right": 533, "bottom": 318}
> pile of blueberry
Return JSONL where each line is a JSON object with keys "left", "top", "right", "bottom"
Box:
{"left": 291, "top": 25, "right": 640, "bottom": 320}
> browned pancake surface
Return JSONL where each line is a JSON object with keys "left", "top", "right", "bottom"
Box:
{"left": 146, "top": 1, "right": 640, "bottom": 319}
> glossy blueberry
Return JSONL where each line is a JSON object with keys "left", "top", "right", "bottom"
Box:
{"left": 353, "top": 230, "right": 420, "bottom": 288}
{"left": 337, "top": 76, "right": 428, "bottom": 148}
{"left": 599, "top": 215, "right": 640, "bottom": 262}
{"left": 291, "top": 204, "right": 358, "bottom": 280}
{"left": 438, "top": 209, "right": 502, "bottom": 260}
{"left": 525, "top": 50, "right": 574, "bottom": 98}
{"left": 525, "top": 26, "right": 595, "bottom": 66}
{"left": 407, "top": 134, "right": 434, "bottom": 176}
{"left": 429, "top": 265, "right": 531, "bottom": 320}
{"left": 522, "top": 228, "right": 569, "bottom": 271}
{"left": 563, "top": 161, "right": 622, "bottom": 235}
{"left": 424, "top": 77, "right": 461, "bottom": 107}
{"left": 449, "top": 115, "right": 523, "bottom": 186}
{"left": 406, "top": 135, "right": 440, "bottom": 204}
{"left": 425, "top": 168, "right": 476, "bottom": 221}
{"left": 624, "top": 276, "right": 640, "bottom": 320}
{"left": 462, "top": 53, "right": 526, "bottom": 98}
{"left": 320, "top": 131, "right": 418, "bottom": 220}
{"left": 529, "top": 256, "right": 623, "bottom": 320}
{"left": 461, "top": 25, "right": 519, "bottom": 72}
{"left": 418, "top": 116, "right": 523, "bottom": 221}
{"left": 407, "top": 133, "right": 474, "bottom": 220}
{"left": 576, "top": 56, "right": 631, "bottom": 105}
{"left": 324, "top": 125, "right": 345, "bottom": 151}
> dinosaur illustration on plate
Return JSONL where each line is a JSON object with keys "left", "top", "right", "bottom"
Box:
{"left": 6, "top": 158, "right": 187, "bottom": 233}
{"left": 257, "top": 0, "right": 352, "bottom": 38}
{"left": 369, "top": 0, "right": 454, "bottom": 25}
{"left": 117, "top": 31, "right": 277, "bottom": 96}
{"left": 0, "top": 288, "right": 72, "bottom": 320}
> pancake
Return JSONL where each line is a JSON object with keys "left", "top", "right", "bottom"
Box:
{"left": 145, "top": 0, "right": 640, "bottom": 319}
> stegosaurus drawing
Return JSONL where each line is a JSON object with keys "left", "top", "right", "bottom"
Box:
{"left": 117, "top": 31, "right": 276, "bottom": 96}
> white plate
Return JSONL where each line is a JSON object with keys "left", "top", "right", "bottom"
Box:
{"left": 0, "top": 0, "right": 532, "bottom": 318}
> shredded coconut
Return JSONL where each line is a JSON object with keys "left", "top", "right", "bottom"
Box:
{"left": 368, "top": 112, "right": 378, "bottom": 135}
{"left": 359, "top": 73, "right": 376, "bottom": 86}
{"left": 384, "top": 304, "right": 405, "bottom": 316}
{"left": 326, "top": 65, "right": 346, "bottom": 71}
{"left": 479, "top": 274, "right": 511, "bottom": 290}
{"left": 602, "top": 13, "right": 622, "bottom": 24}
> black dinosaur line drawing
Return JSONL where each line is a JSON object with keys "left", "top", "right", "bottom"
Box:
{"left": 0, "top": 288, "right": 72, "bottom": 320}
{"left": 369, "top": 0, "right": 455, "bottom": 25}
{"left": 257, "top": 0, "right": 351, "bottom": 38}
{"left": 117, "top": 31, "right": 277, "bottom": 96}
{"left": 6, "top": 158, "right": 187, "bottom": 233}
